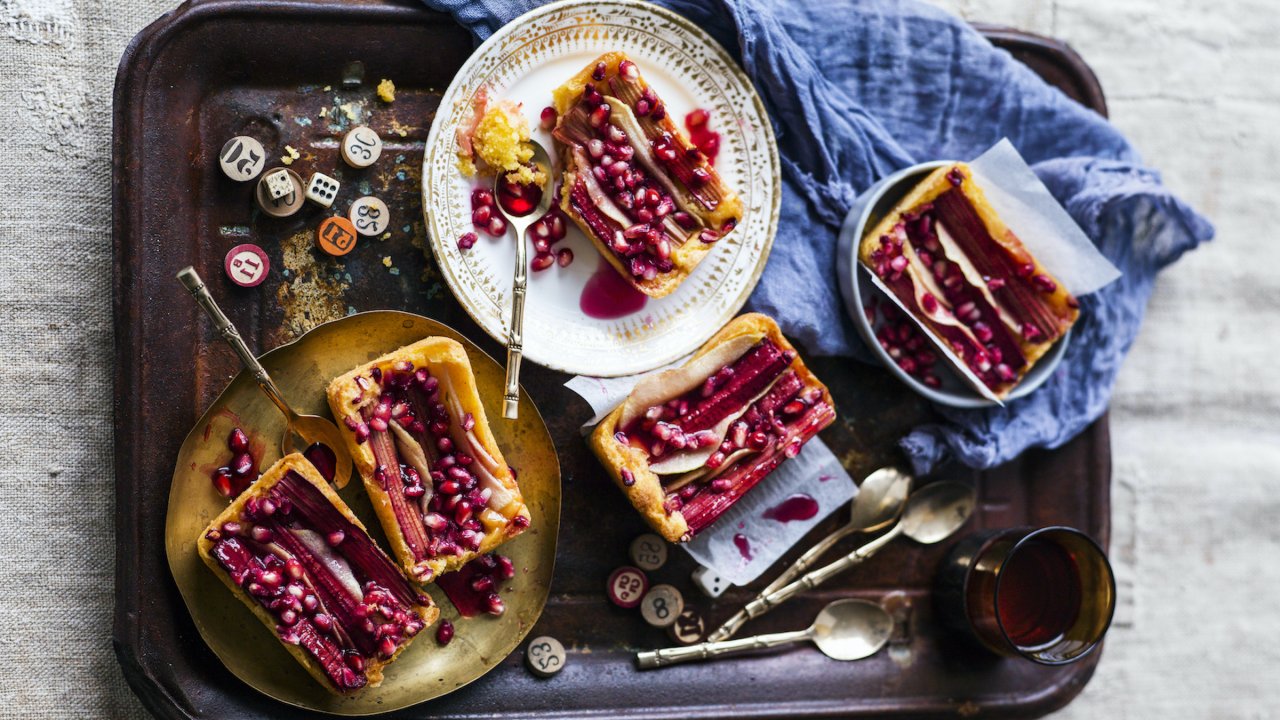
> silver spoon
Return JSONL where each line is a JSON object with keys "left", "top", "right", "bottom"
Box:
{"left": 494, "top": 140, "right": 553, "bottom": 420}
{"left": 177, "top": 267, "right": 353, "bottom": 488}
{"left": 636, "top": 599, "right": 893, "bottom": 670}
{"left": 707, "top": 467, "right": 913, "bottom": 642}
{"left": 730, "top": 481, "right": 976, "bottom": 629}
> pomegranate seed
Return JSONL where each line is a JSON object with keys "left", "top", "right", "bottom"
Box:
{"left": 922, "top": 373, "right": 942, "bottom": 388}
{"left": 230, "top": 452, "right": 254, "bottom": 477}
{"left": 228, "top": 427, "right": 249, "bottom": 453}
{"left": 618, "top": 59, "right": 639, "bottom": 81}
{"left": 212, "top": 468, "right": 235, "bottom": 497}
{"left": 987, "top": 277, "right": 1006, "bottom": 290}
{"left": 487, "top": 215, "right": 507, "bottom": 237}
{"left": 587, "top": 138, "right": 605, "bottom": 158}
{"left": 472, "top": 204, "right": 492, "bottom": 226}
{"left": 436, "top": 619, "right": 454, "bottom": 646}
{"left": 539, "top": 106, "right": 557, "bottom": 131}
{"left": 327, "top": 530, "right": 345, "bottom": 546}
{"left": 921, "top": 293, "right": 939, "bottom": 315}
{"left": 710, "top": 478, "right": 733, "bottom": 493}
{"left": 549, "top": 214, "right": 566, "bottom": 239}
{"left": 995, "top": 364, "right": 1017, "bottom": 382}
{"left": 379, "top": 637, "right": 397, "bottom": 658}
{"left": 532, "top": 235, "right": 550, "bottom": 254}
{"left": 471, "top": 188, "right": 494, "bottom": 208}
{"left": 605, "top": 124, "right": 628, "bottom": 144}
{"left": 689, "top": 167, "right": 711, "bottom": 187}
{"left": 635, "top": 98, "right": 652, "bottom": 116}
{"left": 699, "top": 229, "right": 719, "bottom": 244}
{"left": 592, "top": 61, "right": 607, "bottom": 80}
{"left": 972, "top": 321, "right": 993, "bottom": 343}
{"left": 782, "top": 400, "right": 806, "bottom": 416}
{"left": 369, "top": 417, "right": 388, "bottom": 432}
{"left": 889, "top": 256, "right": 908, "bottom": 274}
{"left": 621, "top": 468, "right": 635, "bottom": 486}
{"left": 250, "top": 525, "right": 274, "bottom": 543}
{"left": 651, "top": 103, "right": 666, "bottom": 120}
{"left": 485, "top": 593, "right": 506, "bottom": 616}
{"left": 1031, "top": 274, "right": 1058, "bottom": 293}
{"left": 607, "top": 160, "right": 629, "bottom": 177}
{"left": 531, "top": 253, "right": 554, "bottom": 272}
{"left": 955, "top": 301, "right": 976, "bottom": 319}
{"left": 557, "top": 248, "right": 574, "bottom": 267}
{"left": 1017, "top": 262, "right": 1035, "bottom": 277}
{"left": 672, "top": 211, "right": 696, "bottom": 230}
{"left": 1067, "top": 295, "right": 1080, "bottom": 309}
{"left": 1021, "top": 323, "right": 1042, "bottom": 341}
{"left": 589, "top": 104, "right": 610, "bottom": 128}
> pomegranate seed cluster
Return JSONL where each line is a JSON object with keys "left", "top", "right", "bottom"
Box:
{"left": 211, "top": 426, "right": 256, "bottom": 498}
{"left": 460, "top": 185, "right": 573, "bottom": 270}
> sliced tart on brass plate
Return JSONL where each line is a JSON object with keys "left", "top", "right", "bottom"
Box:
{"left": 551, "top": 51, "right": 742, "bottom": 298}
{"left": 326, "top": 337, "right": 531, "bottom": 584}
{"left": 859, "top": 163, "right": 1080, "bottom": 399}
{"left": 198, "top": 453, "right": 438, "bottom": 695}
{"left": 590, "top": 313, "right": 836, "bottom": 542}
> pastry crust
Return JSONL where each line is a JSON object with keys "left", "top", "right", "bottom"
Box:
{"left": 326, "top": 337, "right": 530, "bottom": 582}
{"left": 859, "top": 163, "right": 1080, "bottom": 395}
{"left": 589, "top": 313, "right": 833, "bottom": 542}
{"left": 552, "top": 51, "right": 743, "bottom": 299}
{"left": 197, "top": 453, "right": 439, "bottom": 694}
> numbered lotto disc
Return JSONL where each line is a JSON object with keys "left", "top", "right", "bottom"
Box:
{"left": 348, "top": 195, "right": 390, "bottom": 237}
{"left": 224, "top": 243, "right": 269, "bottom": 287}
{"left": 219, "top": 135, "right": 266, "bottom": 181}
{"left": 317, "top": 216, "right": 359, "bottom": 257}
{"left": 341, "top": 125, "right": 383, "bottom": 168}
{"left": 525, "top": 635, "right": 566, "bottom": 678}
{"left": 606, "top": 566, "right": 648, "bottom": 609}
{"left": 667, "top": 607, "right": 705, "bottom": 645}
{"left": 629, "top": 533, "right": 668, "bottom": 572}
{"left": 640, "top": 584, "right": 684, "bottom": 628}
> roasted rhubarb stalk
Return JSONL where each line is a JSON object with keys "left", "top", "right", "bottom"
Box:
{"left": 589, "top": 314, "right": 836, "bottom": 542}
{"left": 198, "top": 454, "right": 437, "bottom": 695}
{"left": 859, "top": 164, "right": 1080, "bottom": 398}
{"left": 326, "top": 337, "right": 530, "bottom": 584}
{"left": 550, "top": 52, "right": 743, "bottom": 298}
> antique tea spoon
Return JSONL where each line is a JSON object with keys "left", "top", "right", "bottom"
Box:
{"left": 494, "top": 140, "right": 554, "bottom": 420}
{"left": 177, "top": 267, "right": 353, "bottom": 488}
{"left": 636, "top": 599, "right": 893, "bottom": 669}
{"left": 729, "top": 481, "right": 976, "bottom": 629}
{"left": 708, "top": 467, "right": 913, "bottom": 642}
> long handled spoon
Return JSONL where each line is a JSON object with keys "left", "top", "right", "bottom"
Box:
{"left": 494, "top": 141, "right": 553, "bottom": 420}
{"left": 728, "top": 481, "right": 975, "bottom": 631}
{"left": 637, "top": 599, "right": 893, "bottom": 670}
{"left": 177, "top": 267, "right": 352, "bottom": 488}
{"left": 707, "top": 467, "right": 913, "bottom": 642}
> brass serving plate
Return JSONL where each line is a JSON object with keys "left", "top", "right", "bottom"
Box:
{"left": 164, "top": 311, "right": 561, "bottom": 715}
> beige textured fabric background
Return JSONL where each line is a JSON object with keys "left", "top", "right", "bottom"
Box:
{"left": 1, "top": 0, "right": 1274, "bottom": 717}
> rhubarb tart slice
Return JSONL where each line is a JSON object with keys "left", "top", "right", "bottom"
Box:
{"left": 859, "top": 164, "right": 1080, "bottom": 399}
{"left": 197, "top": 453, "right": 438, "bottom": 695}
{"left": 326, "top": 337, "right": 530, "bottom": 583}
{"left": 589, "top": 314, "right": 836, "bottom": 542}
{"left": 551, "top": 52, "right": 742, "bottom": 298}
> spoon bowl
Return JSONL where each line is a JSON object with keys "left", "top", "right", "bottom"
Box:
{"left": 811, "top": 599, "right": 896, "bottom": 661}
{"left": 850, "top": 467, "right": 913, "bottom": 533}
{"left": 899, "top": 481, "right": 977, "bottom": 544}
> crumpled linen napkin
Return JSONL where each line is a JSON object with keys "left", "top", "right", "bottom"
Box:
{"left": 422, "top": 0, "right": 1214, "bottom": 473}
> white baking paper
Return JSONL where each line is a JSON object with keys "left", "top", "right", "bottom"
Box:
{"left": 968, "top": 138, "right": 1121, "bottom": 295}
{"left": 565, "top": 368, "right": 856, "bottom": 586}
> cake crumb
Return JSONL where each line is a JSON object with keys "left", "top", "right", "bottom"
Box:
{"left": 382, "top": 256, "right": 393, "bottom": 268}
{"left": 319, "top": 107, "right": 329, "bottom": 118}
{"left": 377, "top": 79, "right": 396, "bottom": 103}
{"left": 323, "top": 85, "right": 332, "bottom": 92}
{"left": 340, "top": 103, "right": 358, "bottom": 121}
{"left": 282, "top": 145, "right": 300, "bottom": 165}
{"left": 381, "top": 232, "right": 391, "bottom": 240}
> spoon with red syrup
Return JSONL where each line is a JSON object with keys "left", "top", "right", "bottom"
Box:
{"left": 708, "top": 467, "right": 912, "bottom": 642}
{"left": 492, "top": 140, "right": 553, "bottom": 420}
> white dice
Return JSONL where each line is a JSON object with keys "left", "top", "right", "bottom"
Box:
{"left": 219, "top": 136, "right": 265, "bottom": 181}
{"left": 341, "top": 125, "right": 383, "bottom": 168}
{"left": 263, "top": 168, "right": 294, "bottom": 200}
{"left": 305, "top": 172, "right": 340, "bottom": 208}
{"left": 640, "top": 584, "right": 684, "bottom": 628}
{"left": 525, "top": 635, "right": 566, "bottom": 678}
{"left": 629, "top": 533, "right": 668, "bottom": 572}
{"left": 691, "top": 565, "right": 729, "bottom": 598}
{"left": 255, "top": 168, "right": 305, "bottom": 218}
{"left": 348, "top": 195, "right": 390, "bottom": 236}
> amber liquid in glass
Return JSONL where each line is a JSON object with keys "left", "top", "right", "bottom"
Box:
{"left": 996, "top": 538, "right": 1083, "bottom": 649}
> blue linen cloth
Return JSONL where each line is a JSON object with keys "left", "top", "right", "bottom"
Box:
{"left": 423, "top": 0, "right": 1214, "bottom": 474}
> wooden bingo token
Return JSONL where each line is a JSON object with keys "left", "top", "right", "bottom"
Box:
{"left": 666, "top": 607, "right": 705, "bottom": 645}
{"left": 629, "top": 533, "right": 668, "bottom": 572}
{"left": 341, "top": 125, "right": 383, "bottom": 168}
{"left": 255, "top": 168, "right": 304, "bottom": 218}
{"left": 606, "top": 566, "right": 648, "bottom": 609}
{"left": 524, "top": 635, "right": 566, "bottom": 678}
{"left": 317, "top": 216, "right": 358, "bottom": 256}
{"left": 348, "top": 196, "right": 390, "bottom": 237}
{"left": 224, "top": 243, "right": 269, "bottom": 287}
{"left": 219, "top": 135, "right": 265, "bottom": 181}
{"left": 640, "top": 584, "right": 683, "bottom": 628}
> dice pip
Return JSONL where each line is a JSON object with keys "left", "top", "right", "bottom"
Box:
{"left": 305, "top": 172, "right": 341, "bottom": 208}
{"left": 691, "top": 565, "right": 728, "bottom": 598}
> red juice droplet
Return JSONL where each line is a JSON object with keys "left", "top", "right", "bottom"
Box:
{"left": 733, "top": 533, "right": 753, "bottom": 562}
{"left": 580, "top": 256, "right": 647, "bottom": 319}
{"left": 762, "top": 493, "right": 819, "bottom": 523}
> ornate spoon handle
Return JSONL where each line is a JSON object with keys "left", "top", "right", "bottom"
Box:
{"left": 502, "top": 230, "right": 527, "bottom": 420}
{"left": 708, "top": 523, "right": 857, "bottom": 642}
{"left": 636, "top": 629, "right": 810, "bottom": 670}
{"left": 176, "top": 267, "right": 296, "bottom": 423}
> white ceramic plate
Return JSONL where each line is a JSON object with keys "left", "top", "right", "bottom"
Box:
{"left": 422, "top": 0, "right": 780, "bottom": 377}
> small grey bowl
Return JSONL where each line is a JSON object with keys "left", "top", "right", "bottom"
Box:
{"left": 835, "top": 161, "right": 1069, "bottom": 409}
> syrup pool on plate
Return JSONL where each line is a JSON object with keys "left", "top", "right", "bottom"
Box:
{"left": 580, "top": 256, "right": 648, "bottom": 319}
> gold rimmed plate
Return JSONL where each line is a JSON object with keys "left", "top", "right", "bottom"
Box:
{"left": 422, "top": 0, "right": 781, "bottom": 377}
{"left": 165, "top": 311, "right": 561, "bottom": 715}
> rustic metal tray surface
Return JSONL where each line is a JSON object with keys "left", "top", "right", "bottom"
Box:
{"left": 112, "top": 1, "right": 1111, "bottom": 717}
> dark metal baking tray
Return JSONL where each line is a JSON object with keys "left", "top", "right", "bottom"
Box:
{"left": 113, "top": 1, "right": 1111, "bottom": 716}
